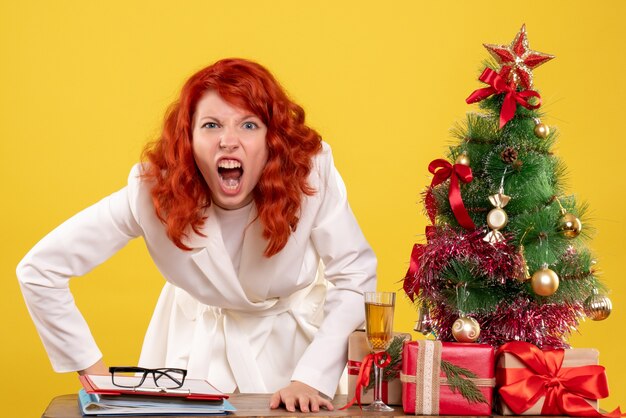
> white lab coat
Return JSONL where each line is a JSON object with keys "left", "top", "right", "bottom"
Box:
{"left": 17, "top": 142, "right": 377, "bottom": 397}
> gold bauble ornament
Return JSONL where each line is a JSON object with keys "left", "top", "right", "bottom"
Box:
{"left": 534, "top": 123, "right": 550, "bottom": 139}
{"left": 455, "top": 152, "right": 470, "bottom": 166}
{"left": 451, "top": 316, "right": 481, "bottom": 343}
{"left": 414, "top": 304, "right": 432, "bottom": 335}
{"left": 584, "top": 289, "right": 612, "bottom": 321}
{"left": 530, "top": 264, "right": 559, "bottom": 296}
{"left": 559, "top": 212, "right": 582, "bottom": 238}
{"left": 487, "top": 208, "right": 508, "bottom": 230}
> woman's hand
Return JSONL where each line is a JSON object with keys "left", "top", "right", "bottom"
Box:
{"left": 269, "top": 381, "right": 334, "bottom": 413}
{"left": 78, "top": 358, "right": 108, "bottom": 375}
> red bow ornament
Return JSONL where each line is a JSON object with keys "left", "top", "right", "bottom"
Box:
{"left": 466, "top": 67, "right": 542, "bottom": 129}
{"left": 340, "top": 351, "right": 391, "bottom": 410}
{"left": 497, "top": 342, "right": 624, "bottom": 417}
{"left": 403, "top": 243, "right": 424, "bottom": 302}
{"left": 404, "top": 224, "right": 439, "bottom": 302}
{"left": 425, "top": 159, "right": 475, "bottom": 230}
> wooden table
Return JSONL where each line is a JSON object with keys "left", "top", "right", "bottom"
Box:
{"left": 42, "top": 393, "right": 413, "bottom": 418}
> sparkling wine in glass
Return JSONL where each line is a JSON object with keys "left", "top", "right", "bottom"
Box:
{"left": 363, "top": 291, "right": 395, "bottom": 412}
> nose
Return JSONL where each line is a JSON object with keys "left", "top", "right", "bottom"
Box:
{"left": 219, "top": 129, "right": 240, "bottom": 151}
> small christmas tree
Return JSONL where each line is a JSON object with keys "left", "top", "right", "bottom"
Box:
{"left": 403, "top": 25, "right": 613, "bottom": 348}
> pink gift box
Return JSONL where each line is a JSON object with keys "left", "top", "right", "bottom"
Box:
{"left": 347, "top": 330, "right": 410, "bottom": 405}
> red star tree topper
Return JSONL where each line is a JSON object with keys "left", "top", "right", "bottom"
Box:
{"left": 483, "top": 24, "right": 554, "bottom": 90}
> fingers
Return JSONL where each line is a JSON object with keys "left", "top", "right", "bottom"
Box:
{"left": 298, "top": 395, "right": 310, "bottom": 413}
{"left": 269, "top": 391, "right": 281, "bottom": 409}
{"left": 270, "top": 390, "right": 297, "bottom": 412}
{"left": 269, "top": 381, "right": 335, "bottom": 413}
{"left": 283, "top": 393, "right": 297, "bottom": 412}
{"left": 298, "top": 395, "right": 334, "bottom": 413}
{"left": 320, "top": 397, "right": 335, "bottom": 411}
{"left": 288, "top": 395, "right": 313, "bottom": 413}
{"left": 307, "top": 396, "right": 319, "bottom": 412}
{"left": 270, "top": 393, "right": 331, "bottom": 412}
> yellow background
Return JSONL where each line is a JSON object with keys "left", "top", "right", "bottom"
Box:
{"left": 2, "top": 1, "right": 625, "bottom": 415}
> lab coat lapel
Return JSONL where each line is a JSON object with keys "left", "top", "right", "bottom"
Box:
{"left": 187, "top": 205, "right": 248, "bottom": 303}
{"left": 184, "top": 205, "right": 277, "bottom": 393}
{"left": 238, "top": 205, "right": 282, "bottom": 301}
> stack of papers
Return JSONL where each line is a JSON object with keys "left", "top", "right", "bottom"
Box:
{"left": 78, "top": 374, "right": 235, "bottom": 416}
{"left": 78, "top": 390, "right": 236, "bottom": 415}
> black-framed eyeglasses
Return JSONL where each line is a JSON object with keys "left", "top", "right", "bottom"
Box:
{"left": 109, "top": 366, "right": 187, "bottom": 389}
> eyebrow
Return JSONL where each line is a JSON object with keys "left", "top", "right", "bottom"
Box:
{"left": 196, "top": 114, "right": 261, "bottom": 124}
{"left": 197, "top": 116, "right": 219, "bottom": 123}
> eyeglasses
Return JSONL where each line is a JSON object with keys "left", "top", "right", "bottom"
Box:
{"left": 109, "top": 366, "right": 187, "bottom": 389}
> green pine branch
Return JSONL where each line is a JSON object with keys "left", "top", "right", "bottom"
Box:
{"left": 440, "top": 360, "right": 488, "bottom": 405}
{"left": 438, "top": 260, "right": 520, "bottom": 314}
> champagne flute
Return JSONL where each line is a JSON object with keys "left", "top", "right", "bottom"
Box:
{"left": 363, "top": 291, "right": 395, "bottom": 412}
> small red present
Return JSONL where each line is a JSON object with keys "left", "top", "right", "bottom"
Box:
{"left": 496, "top": 341, "right": 624, "bottom": 417}
{"left": 347, "top": 330, "right": 410, "bottom": 406}
{"left": 401, "top": 340, "right": 495, "bottom": 415}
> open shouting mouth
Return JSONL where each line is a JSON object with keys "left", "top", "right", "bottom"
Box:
{"left": 217, "top": 158, "right": 243, "bottom": 191}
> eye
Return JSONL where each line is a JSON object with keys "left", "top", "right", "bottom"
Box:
{"left": 242, "top": 121, "right": 258, "bottom": 130}
{"left": 201, "top": 122, "right": 219, "bottom": 129}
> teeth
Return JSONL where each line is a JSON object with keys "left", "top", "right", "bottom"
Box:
{"left": 218, "top": 159, "right": 242, "bottom": 169}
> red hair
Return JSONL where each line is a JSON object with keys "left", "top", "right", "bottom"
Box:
{"left": 142, "top": 58, "right": 322, "bottom": 257}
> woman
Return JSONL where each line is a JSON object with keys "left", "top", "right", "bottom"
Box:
{"left": 17, "top": 58, "right": 376, "bottom": 412}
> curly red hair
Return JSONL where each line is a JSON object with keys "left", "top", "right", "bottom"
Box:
{"left": 142, "top": 58, "right": 322, "bottom": 257}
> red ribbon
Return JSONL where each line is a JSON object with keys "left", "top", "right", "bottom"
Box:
{"left": 404, "top": 243, "right": 424, "bottom": 302}
{"left": 340, "top": 352, "right": 391, "bottom": 410}
{"left": 497, "top": 342, "right": 624, "bottom": 417}
{"left": 425, "top": 159, "right": 475, "bottom": 230}
{"left": 466, "top": 67, "right": 542, "bottom": 129}
{"left": 347, "top": 360, "right": 389, "bottom": 402}
{"left": 403, "top": 226, "right": 438, "bottom": 302}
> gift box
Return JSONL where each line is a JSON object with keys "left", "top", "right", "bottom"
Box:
{"left": 401, "top": 340, "right": 495, "bottom": 415}
{"left": 347, "top": 330, "right": 410, "bottom": 406}
{"left": 496, "top": 341, "right": 613, "bottom": 416}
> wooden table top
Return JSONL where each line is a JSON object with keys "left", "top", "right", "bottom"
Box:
{"left": 42, "top": 393, "right": 413, "bottom": 418}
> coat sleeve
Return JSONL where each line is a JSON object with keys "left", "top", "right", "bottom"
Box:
{"left": 16, "top": 165, "right": 144, "bottom": 372}
{"left": 290, "top": 144, "right": 377, "bottom": 397}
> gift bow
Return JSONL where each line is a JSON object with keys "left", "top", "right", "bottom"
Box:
{"left": 425, "top": 159, "right": 475, "bottom": 230}
{"left": 497, "top": 341, "right": 624, "bottom": 417}
{"left": 346, "top": 359, "right": 392, "bottom": 403}
{"left": 340, "top": 351, "right": 391, "bottom": 410}
{"left": 466, "top": 67, "right": 541, "bottom": 129}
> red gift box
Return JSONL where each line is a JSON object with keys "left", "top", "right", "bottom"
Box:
{"left": 347, "top": 330, "right": 410, "bottom": 405}
{"left": 401, "top": 340, "right": 495, "bottom": 416}
{"left": 496, "top": 341, "right": 623, "bottom": 417}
